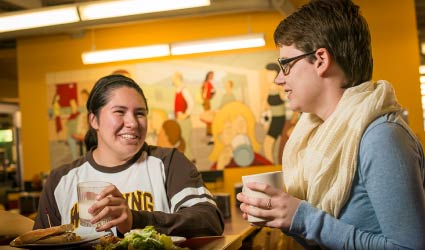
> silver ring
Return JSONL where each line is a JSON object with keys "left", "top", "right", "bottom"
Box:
{"left": 267, "top": 198, "right": 272, "bottom": 209}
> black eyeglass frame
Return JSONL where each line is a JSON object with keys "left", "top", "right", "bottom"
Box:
{"left": 277, "top": 51, "right": 316, "bottom": 75}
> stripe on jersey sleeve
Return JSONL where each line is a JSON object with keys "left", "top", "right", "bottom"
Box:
{"left": 170, "top": 186, "right": 216, "bottom": 212}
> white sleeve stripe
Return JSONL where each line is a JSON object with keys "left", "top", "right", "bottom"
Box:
{"left": 170, "top": 186, "right": 214, "bottom": 211}
{"left": 172, "top": 197, "right": 217, "bottom": 212}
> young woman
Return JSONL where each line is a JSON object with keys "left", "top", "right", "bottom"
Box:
{"left": 34, "top": 74, "right": 224, "bottom": 238}
{"left": 237, "top": 0, "right": 425, "bottom": 249}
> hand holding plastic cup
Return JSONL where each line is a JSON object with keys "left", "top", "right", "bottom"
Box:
{"left": 242, "top": 171, "right": 283, "bottom": 223}
{"left": 77, "top": 181, "right": 112, "bottom": 227}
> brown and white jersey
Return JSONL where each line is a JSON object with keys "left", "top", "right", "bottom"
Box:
{"left": 34, "top": 144, "right": 224, "bottom": 237}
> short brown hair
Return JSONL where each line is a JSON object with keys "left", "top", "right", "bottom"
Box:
{"left": 274, "top": 0, "right": 372, "bottom": 88}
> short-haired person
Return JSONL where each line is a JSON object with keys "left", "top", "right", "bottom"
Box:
{"left": 157, "top": 119, "right": 186, "bottom": 153}
{"left": 34, "top": 74, "right": 224, "bottom": 238}
{"left": 237, "top": 0, "right": 425, "bottom": 249}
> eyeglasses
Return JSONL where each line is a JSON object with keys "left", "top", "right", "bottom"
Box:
{"left": 277, "top": 51, "right": 316, "bottom": 76}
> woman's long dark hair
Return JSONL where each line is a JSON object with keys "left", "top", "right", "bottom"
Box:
{"left": 84, "top": 74, "right": 148, "bottom": 151}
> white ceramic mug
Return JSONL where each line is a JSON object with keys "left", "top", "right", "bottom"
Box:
{"left": 242, "top": 171, "right": 283, "bottom": 223}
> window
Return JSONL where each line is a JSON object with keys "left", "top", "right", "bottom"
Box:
{"left": 0, "top": 129, "right": 13, "bottom": 143}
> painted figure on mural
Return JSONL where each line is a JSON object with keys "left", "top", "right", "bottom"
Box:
{"left": 145, "top": 108, "right": 168, "bottom": 146}
{"left": 71, "top": 89, "right": 90, "bottom": 156}
{"left": 219, "top": 80, "right": 236, "bottom": 109}
{"left": 262, "top": 63, "right": 286, "bottom": 164}
{"left": 209, "top": 101, "right": 271, "bottom": 170}
{"left": 111, "top": 69, "right": 132, "bottom": 78}
{"left": 172, "top": 72, "right": 194, "bottom": 162}
{"left": 66, "top": 98, "right": 80, "bottom": 160}
{"left": 157, "top": 119, "right": 185, "bottom": 153}
{"left": 51, "top": 94, "right": 62, "bottom": 139}
{"left": 201, "top": 71, "right": 216, "bottom": 141}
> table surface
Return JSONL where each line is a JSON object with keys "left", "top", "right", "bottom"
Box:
{"left": 180, "top": 235, "right": 241, "bottom": 250}
{"left": 223, "top": 204, "right": 257, "bottom": 237}
{"left": 1, "top": 205, "right": 257, "bottom": 250}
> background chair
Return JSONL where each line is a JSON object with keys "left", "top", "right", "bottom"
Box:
{"left": 0, "top": 210, "right": 34, "bottom": 237}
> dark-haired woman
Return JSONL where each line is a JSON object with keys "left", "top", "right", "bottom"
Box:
{"left": 34, "top": 74, "right": 224, "bottom": 238}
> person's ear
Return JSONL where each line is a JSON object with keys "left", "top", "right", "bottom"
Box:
{"left": 314, "top": 48, "right": 331, "bottom": 76}
{"left": 89, "top": 113, "right": 99, "bottom": 130}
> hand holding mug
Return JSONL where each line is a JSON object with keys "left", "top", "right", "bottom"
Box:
{"left": 237, "top": 171, "right": 302, "bottom": 229}
{"left": 78, "top": 181, "right": 132, "bottom": 233}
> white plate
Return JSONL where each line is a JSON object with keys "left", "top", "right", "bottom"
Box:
{"left": 171, "top": 236, "right": 186, "bottom": 244}
{"left": 9, "top": 227, "right": 110, "bottom": 248}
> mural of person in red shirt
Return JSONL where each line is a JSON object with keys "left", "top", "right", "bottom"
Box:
{"left": 173, "top": 72, "right": 194, "bottom": 161}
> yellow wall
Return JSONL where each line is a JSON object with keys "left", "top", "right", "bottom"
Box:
{"left": 357, "top": 0, "right": 423, "bottom": 137}
{"left": 17, "top": 0, "right": 422, "bottom": 181}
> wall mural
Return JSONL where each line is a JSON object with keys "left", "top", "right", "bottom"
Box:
{"left": 46, "top": 50, "right": 299, "bottom": 171}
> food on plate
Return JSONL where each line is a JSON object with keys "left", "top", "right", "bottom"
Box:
{"left": 95, "top": 226, "right": 188, "bottom": 250}
{"left": 11, "top": 224, "right": 81, "bottom": 245}
{"left": 99, "top": 234, "right": 122, "bottom": 245}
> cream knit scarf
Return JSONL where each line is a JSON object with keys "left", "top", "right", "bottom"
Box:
{"left": 282, "top": 80, "right": 402, "bottom": 217}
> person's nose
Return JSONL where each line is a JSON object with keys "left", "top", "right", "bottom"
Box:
{"left": 124, "top": 114, "right": 138, "bottom": 127}
{"left": 274, "top": 70, "right": 285, "bottom": 86}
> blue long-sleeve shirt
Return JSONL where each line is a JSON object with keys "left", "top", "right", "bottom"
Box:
{"left": 289, "top": 113, "right": 425, "bottom": 249}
